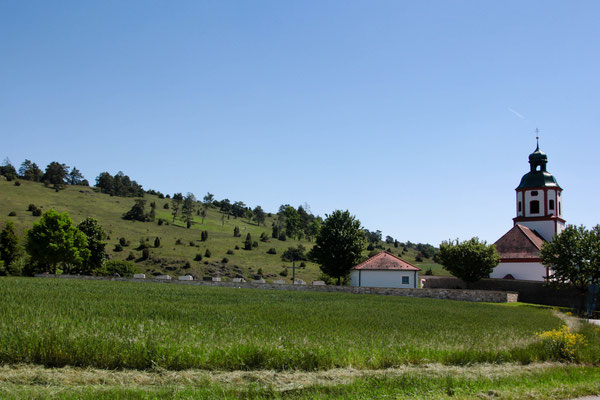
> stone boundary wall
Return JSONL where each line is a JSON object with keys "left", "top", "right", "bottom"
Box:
{"left": 35, "top": 274, "right": 518, "bottom": 303}
{"left": 421, "top": 276, "right": 596, "bottom": 309}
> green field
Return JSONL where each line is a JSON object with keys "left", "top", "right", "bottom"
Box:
{"left": 0, "top": 179, "right": 447, "bottom": 280}
{"left": 1, "top": 277, "right": 600, "bottom": 399}
{"left": 0, "top": 277, "right": 568, "bottom": 370}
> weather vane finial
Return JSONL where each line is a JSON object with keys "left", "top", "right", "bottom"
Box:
{"left": 535, "top": 128, "right": 539, "bottom": 149}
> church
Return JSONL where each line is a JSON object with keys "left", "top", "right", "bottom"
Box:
{"left": 490, "top": 139, "right": 566, "bottom": 281}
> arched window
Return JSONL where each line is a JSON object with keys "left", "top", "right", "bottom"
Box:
{"left": 530, "top": 200, "right": 540, "bottom": 214}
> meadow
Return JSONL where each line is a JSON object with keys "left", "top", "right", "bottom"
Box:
{"left": 0, "top": 179, "right": 448, "bottom": 281}
{"left": 0, "top": 277, "right": 570, "bottom": 371}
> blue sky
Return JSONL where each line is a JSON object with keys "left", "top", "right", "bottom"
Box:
{"left": 1, "top": 1, "right": 599, "bottom": 245}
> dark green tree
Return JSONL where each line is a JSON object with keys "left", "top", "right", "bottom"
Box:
{"left": 282, "top": 244, "right": 307, "bottom": 262}
{"left": 437, "top": 237, "right": 500, "bottom": 285}
{"left": 123, "top": 199, "right": 148, "bottom": 222}
{"left": 540, "top": 224, "right": 600, "bottom": 296}
{"left": 19, "top": 160, "right": 42, "bottom": 181}
{"left": 154, "top": 237, "right": 161, "bottom": 248}
{"left": 233, "top": 226, "right": 240, "bottom": 237}
{"left": 310, "top": 210, "right": 365, "bottom": 285}
{"left": 244, "top": 233, "right": 252, "bottom": 250}
{"left": 68, "top": 167, "right": 85, "bottom": 185}
{"left": 25, "top": 209, "right": 90, "bottom": 274}
{"left": 171, "top": 193, "right": 183, "bottom": 222}
{"left": 42, "top": 162, "right": 69, "bottom": 188}
{"left": 182, "top": 193, "right": 196, "bottom": 228}
{"left": 253, "top": 205, "right": 266, "bottom": 226}
{"left": 0, "top": 221, "right": 20, "bottom": 269}
{"left": 77, "top": 217, "right": 106, "bottom": 274}
{"left": 201, "top": 230, "right": 208, "bottom": 241}
{"left": 0, "top": 158, "right": 17, "bottom": 181}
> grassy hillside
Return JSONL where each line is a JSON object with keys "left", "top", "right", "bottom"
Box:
{"left": 0, "top": 179, "right": 446, "bottom": 280}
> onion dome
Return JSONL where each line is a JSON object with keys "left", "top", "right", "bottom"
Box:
{"left": 516, "top": 140, "right": 560, "bottom": 190}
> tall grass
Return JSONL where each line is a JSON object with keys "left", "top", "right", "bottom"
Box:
{"left": 0, "top": 277, "right": 564, "bottom": 370}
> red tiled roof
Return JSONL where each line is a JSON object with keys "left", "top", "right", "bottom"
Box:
{"left": 494, "top": 224, "right": 546, "bottom": 260}
{"left": 351, "top": 251, "right": 421, "bottom": 271}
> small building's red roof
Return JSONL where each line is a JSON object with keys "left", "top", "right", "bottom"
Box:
{"left": 351, "top": 251, "right": 421, "bottom": 271}
{"left": 494, "top": 224, "right": 546, "bottom": 261}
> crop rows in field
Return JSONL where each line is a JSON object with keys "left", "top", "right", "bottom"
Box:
{"left": 0, "top": 277, "right": 565, "bottom": 371}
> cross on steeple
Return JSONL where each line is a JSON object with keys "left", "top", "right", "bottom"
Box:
{"left": 535, "top": 128, "right": 539, "bottom": 149}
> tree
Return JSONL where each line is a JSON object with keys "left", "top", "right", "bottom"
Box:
{"left": 200, "top": 208, "right": 207, "bottom": 224}
{"left": 25, "top": 209, "right": 90, "bottom": 274}
{"left": 203, "top": 192, "right": 214, "bottom": 206}
{"left": 283, "top": 206, "right": 302, "bottom": 239}
{"left": 253, "top": 205, "right": 266, "bottom": 226}
{"left": 0, "top": 158, "right": 17, "bottom": 181}
{"left": 244, "top": 233, "right": 253, "bottom": 250}
{"left": 123, "top": 199, "right": 148, "bottom": 222}
{"left": 0, "top": 221, "right": 20, "bottom": 268}
{"left": 154, "top": 237, "right": 161, "bottom": 248}
{"left": 233, "top": 226, "right": 240, "bottom": 237}
{"left": 171, "top": 193, "right": 183, "bottom": 223}
{"left": 181, "top": 193, "right": 196, "bottom": 228}
{"left": 540, "top": 225, "right": 600, "bottom": 296}
{"left": 77, "top": 217, "right": 106, "bottom": 274}
{"left": 42, "top": 162, "right": 69, "bottom": 188}
{"left": 68, "top": 167, "right": 85, "bottom": 185}
{"left": 19, "top": 160, "right": 42, "bottom": 181}
{"left": 310, "top": 210, "right": 365, "bottom": 285}
{"left": 437, "top": 237, "right": 500, "bottom": 285}
{"left": 282, "top": 245, "right": 307, "bottom": 262}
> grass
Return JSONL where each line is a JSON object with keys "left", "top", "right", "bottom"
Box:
{"left": 0, "top": 277, "right": 573, "bottom": 371}
{"left": 0, "top": 364, "right": 599, "bottom": 399}
{"left": 0, "top": 179, "right": 443, "bottom": 281}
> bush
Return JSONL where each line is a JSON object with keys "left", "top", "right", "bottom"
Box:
{"left": 184, "top": 261, "right": 191, "bottom": 269}
{"left": 176, "top": 239, "right": 183, "bottom": 245}
{"left": 425, "top": 268, "right": 433, "bottom": 275}
{"left": 537, "top": 326, "right": 586, "bottom": 361}
{"left": 97, "top": 260, "right": 136, "bottom": 277}
{"left": 157, "top": 218, "right": 165, "bottom": 226}
{"left": 278, "top": 232, "right": 286, "bottom": 241}
{"left": 267, "top": 248, "right": 277, "bottom": 255}
{"left": 126, "top": 252, "right": 136, "bottom": 261}
{"left": 8, "top": 211, "right": 16, "bottom": 217}
{"left": 257, "top": 268, "right": 263, "bottom": 277}
{"left": 300, "top": 261, "right": 306, "bottom": 268}
{"left": 252, "top": 241, "right": 259, "bottom": 248}
{"left": 189, "top": 241, "right": 195, "bottom": 247}
{"left": 226, "top": 249, "right": 234, "bottom": 255}
{"left": 163, "top": 203, "right": 169, "bottom": 209}
{"left": 201, "top": 231, "right": 208, "bottom": 241}
{"left": 154, "top": 237, "right": 160, "bottom": 248}
{"left": 14, "top": 181, "right": 20, "bottom": 186}
{"left": 32, "top": 208, "right": 42, "bottom": 216}
{"left": 194, "top": 253, "right": 203, "bottom": 261}
{"left": 141, "top": 248, "right": 150, "bottom": 260}
{"left": 234, "top": 245, "right": 240, "bottom": 250}
{"left": 233, "top": 226, "right": 240, "bottom": 237}
{"left": 114, "top": 243, "right": 123, "bottom": 252}
{"left": 119, "top": 237, "right": 128, "bottom": 247}
{"left": 279, "top": 268, "right": 288, "bottom": 277}
{"left": 204, "top": 249, "right": 211, "bottom": 258}
{"left": 367, "top": 244, "right": 374, "bottom": 251}
{"left": 27, "top": 204, "right": 36, "bottom": 211}
{"left": 221, "top": 257, "right": 229, "bottom": 264}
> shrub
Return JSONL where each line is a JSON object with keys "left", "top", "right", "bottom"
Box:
{"left": 260, "top": 232, "right": 269, "bottom": 242}
{"left": 425, "top": 268, "right": 433, "bottom": 276}
{"left": 157, "top": 218, "right": 165, "bottom": 226}
{"left": 184, "top": 261, "right": 191, "bottom": 269}
{"left": 226, "top": 249, "right": 234, "bottom": 255}
{"left": 537, "top": 325, "right": 586, "bottom": 361}
{"left": 163, "top": 203, "right": 169, "bottom": 209}
{"left": 233, "top": 226, "right": 240, "bottom": 237}
{"left": 367, "top": 244, "right": 374, "bottom": 251}
{"left": 221, "top": 257, "right": 229, "bottom": 264}
{"left": 252, "top": 241, "right": 259, "bottom": 248}
{"left": 194, "top": 253, "right": 203, "bottom": 261}
{"left": 176, "top": 239, "right": 183, "bottom": 245}
{"left": 141, "top": 248, "right": 150, "bottom": 260}
{"left": 279, "top": 268, "right": 288, "bottom": 277}
{"left": 257, "top": 268, "right": 263, "bottom": 277}
{"left": 126, "top": 252, "right": 136, "bottom": 261}
{"left": 201, "top": 231, "right": 208, "bottom": 241}
{"left": 97, "top": 260, "right": 136, "bottom": 277}
{"left": 189, "top": 241, "right": 195, "bottom": 247}
{"left": 267, "top": 248, "right": 277, "bottom": 255}
{"left": 234, "top": 245, "right": 240, "bottom": 250}
{"left": 32, "top": 208, "right": 42, "bottom": 216}
{"left": 114, "top": 243, "right": 123, "bottom": 252}
{"left": 119, "top": 237, "right": 128, "bottom": 247}
{"left": 204, "top": 249, "right": 211, "bottom": 258}
{"left": 27, "top": 204, "right": 36, "bottom": 211}
{"left": 14, "top": 181, "right": 20, "bottom": 186}
{"left": 8, "top": 211, "right": 16, "bottom": 217}
{"left": 300, "top": 261, "right": 306, "bottom": 268}
{"left": 278, "top": 232, "right": 286, "bottom": 241}
{"left": 154, "top": 237, "right": 160, "bottom": 248}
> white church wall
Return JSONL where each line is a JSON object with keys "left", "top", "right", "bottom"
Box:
{"left": 350, "top": 270, "right": 417, "bottom": 288}
{"left": 518, "top": 220, "right": 556, "bottom": 242}
{"left": 491, "top": 262, "right": 548, "bottom": 281}
{"left": 524, "top": 190, "right": 545, "bottom": 217}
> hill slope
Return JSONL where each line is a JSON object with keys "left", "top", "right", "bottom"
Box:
{"left": 0, "top": 179, "right": 446, "bottom": 280}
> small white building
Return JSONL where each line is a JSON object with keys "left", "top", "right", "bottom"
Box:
{"left": 350, "top": 251, "right": 420, "bottom": 289}
{"left": 491, "top": 139, "right": 565, "bottom": 281}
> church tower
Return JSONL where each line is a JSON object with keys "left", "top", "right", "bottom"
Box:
{"left": 513, "top": 139, "right": 565, "bottom": 241}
